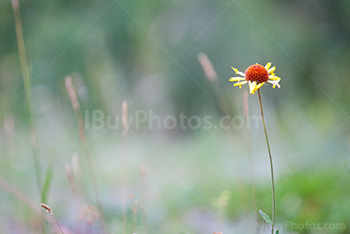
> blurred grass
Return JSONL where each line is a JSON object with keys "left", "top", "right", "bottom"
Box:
{"left": 1, "top": 0, "right": 350, "bottom": 233}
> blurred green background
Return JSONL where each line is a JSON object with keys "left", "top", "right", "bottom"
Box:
{"left": 1, "top": 0, "right": 350, "bottom": 233}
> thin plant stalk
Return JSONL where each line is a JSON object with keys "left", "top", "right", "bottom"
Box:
{"left": 197, "top": 52, "right": 232, "bottom": 115}
{"left": 197, "top": 53, "right": 250, "bottom": 209}
{"left": 79, "top": 110, "right": 107, "bottom": 234}
{"left": 131, "top": 199, "right": 139, "bottom": 234}
{"left": 0, "top": 177, "right": 43, "bottom": 218}
{"left": 0, "top": 177, "right": 72, "bottom": 233}
{"left": 139, "top": 165, "right": 149, "bottom": 234}
{"left": 122, "top": 101, "right": 128, "bottom": 234}
{"left": 52, "top": 214, "right": 65, "bottom": 234}
{"left": 243, "top": 91, "right": 259, "bottom": 233}
{"left": 65, "top": 76, "right": 107, "bottom": 233}
{"left": 11, "top": 0, "right": 41, "bottom": 193}
{"left": 257, "top": 89, "right": 276, "bottom": 234}
{"left": 40, "top": 204, "right": 65, "bottom": 234}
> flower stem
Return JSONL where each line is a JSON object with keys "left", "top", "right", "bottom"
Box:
{"left": 257, "top": 90, "right": 276, "bottom": 234}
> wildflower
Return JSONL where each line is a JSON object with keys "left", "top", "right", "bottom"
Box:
{"left": 229, "top": 63, "right": 281, "bottom": 94}
{"left": 229, "top": 62, "right": 281, "bottom": 234}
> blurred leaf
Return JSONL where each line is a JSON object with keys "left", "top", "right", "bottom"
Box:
{"left": 275, "top": 230, "right": 279, "bottom": 234}
{"left": 259, "top": 209, "right": 272, "bottom": 226}
{"left": 41, "top": 166, "right": 53, "bottom": 204}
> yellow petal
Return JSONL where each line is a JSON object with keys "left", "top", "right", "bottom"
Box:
{"left": 268, "top": 66, "right": 276, "bottom": 74}
{"left": 254, "top": 82, "right": 265, "bottom": 92}
{"left": 265, "top": 62, "right": 271, "bottom": 70}
{"left": 269, "top": 75, "right": 281, "bottom": 81}
{"left": 234, "top": 81, "right": 247, "bottom": 88}
{"left": 231, "top": 67, "right": 239, "bottom": 74}
{"left": 231, "top": 66, "right": 245, "bottom": 76}
{"left": 229, "top": 77, "right": 245, "bottom": 82}
{"left": 250, "top": 81, "right": 257, "bottom": 94}
{"left": 268, "top": 80, "right": 280, "bottom": 89}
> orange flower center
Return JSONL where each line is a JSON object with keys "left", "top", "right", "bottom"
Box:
{"left": 245, "top": 64, "right": 269, "bottom": 83}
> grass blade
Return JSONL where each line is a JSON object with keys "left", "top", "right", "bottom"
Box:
{"left": 41, "top": 166, "right": 53, "bottom": 204}
{"left": 259, "top": 209, "right": 273, "bottom": 226}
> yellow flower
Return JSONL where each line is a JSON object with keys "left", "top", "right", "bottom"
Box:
{"left": 229, "top": 63, "right": 281, "bottom": 94}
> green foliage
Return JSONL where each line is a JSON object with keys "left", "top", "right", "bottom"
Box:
{"left": 259, "top": 209, "right": 272, "bottom": 226}
{"left": 41, "top": 165, "right": 53, "bottom": 204}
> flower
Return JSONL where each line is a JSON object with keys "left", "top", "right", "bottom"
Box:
{"left": 229, "top": 63, "right": 281, "bottom": 94}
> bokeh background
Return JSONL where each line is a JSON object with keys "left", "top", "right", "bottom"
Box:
{"left": 1, "top": 0, "right": 350, "bottom": 233}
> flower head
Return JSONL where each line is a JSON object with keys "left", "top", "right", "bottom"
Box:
{"left": 229, "top": 63, "right": 281, "bottom": 94}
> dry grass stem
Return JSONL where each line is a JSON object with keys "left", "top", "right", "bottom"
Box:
{"left": 243, "top": 90, "right": 259, "bottom": 232}
{"left": 0, "top": 177, "right": 42, "bottom": 217}
{"left": 197, "top": 52, "right": 218, "bottom": 81}
{"left": 197, "top": 52, "right": 231, "bottom": 116}
{"left": 65, "top": 76, "right": 80, "bottom": 111}
{"left": 122, "top": 100, "right": 128, "bottom": 234}
{"left": 40, "top": 203, "right": 65, "bottom": 234}
{"left": 132, "top": 199, "right": 139, "bottom": 234}
{"left": 65, "top": 75, "right": 107, "bottom": 233}
{"left": 197, "top": 53, "right": 249, "bottom": 209}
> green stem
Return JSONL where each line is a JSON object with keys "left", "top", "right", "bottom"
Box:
{"left": 12, "top": 0, "right": 41, "bottom": 193}
{"left": 257, "top": 90, "right": 276, "bottom": 234}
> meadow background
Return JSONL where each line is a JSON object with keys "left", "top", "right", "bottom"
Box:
{"left": 1, "top": 0, "right": 350, "bottom": 233}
